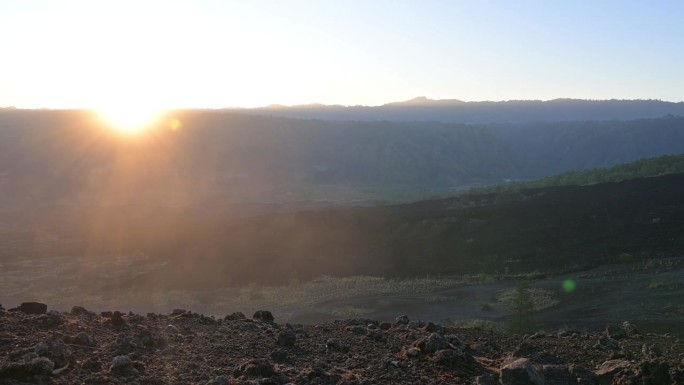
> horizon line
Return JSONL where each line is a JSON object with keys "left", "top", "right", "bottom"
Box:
{"left": 2, "top": 96, "right": 683, "bottom": 111}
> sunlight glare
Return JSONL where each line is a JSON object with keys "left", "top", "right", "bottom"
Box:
{"left": 97, "top": 105, "right": 165, "bottom": 135}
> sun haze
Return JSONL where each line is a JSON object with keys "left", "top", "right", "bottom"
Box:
{"left": 96, "top": 105, "right": 165, "bottom": 135}
{"left": 1, "top": 1, "right": 683, "bottom": 110}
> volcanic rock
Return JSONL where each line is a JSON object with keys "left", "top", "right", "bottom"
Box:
{"left": 277, "top": 329, "right": 297, "bottom": 346}
{"left": 500, "top": 358, "right": 545, "bottom": 385}
{"left": 224, "top": 311, "right": 246, "bottom": 321}
{"left": 253, "top": 310, "right": 274, "bottom": 323}
{"left": 16, "top": 302, "right": 48, "bottom": 315}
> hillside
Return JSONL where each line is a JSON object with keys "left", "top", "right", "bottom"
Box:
{"left": 2, "top": 110, "right": 684, "bottom": 209}
{"left": 246, "top": 98, "right": 684, "bottom": 123}
{"left": 470, "top": 153, "right": 684, "bottom": 194}
{"left": 63, "top": 172, "right": 684, "bottom": 291}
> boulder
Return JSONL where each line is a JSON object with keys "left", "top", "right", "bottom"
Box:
{"left": 18, "top": 302, "right": 48, "bottom": 315}
{"left": 253, "top": 310, "right": 274, "bottom": 323}
{"left": 500, "top": 358, "right": 545, "bottom": 385}
{"left": 636, "top": 360, "right": 670, "bottom": 385}
{"left": 595, "top": 359, "right": 631, "bottom": 385}
{"left": 224, "top": 312, "right": 246, "bottom": 321}
{"left": 415, "top": 333, "right": 448, "bottom": 353}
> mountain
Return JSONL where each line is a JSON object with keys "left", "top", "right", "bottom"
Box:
{"left": 246, "top": 98, "right": 684, "bottom": 123}
{"left": 2, "top": 110, "right": 684, "bottom": 210}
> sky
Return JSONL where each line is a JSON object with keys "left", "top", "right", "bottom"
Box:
{"left": 1, "top": 0, "right": 683, "bottom": 110}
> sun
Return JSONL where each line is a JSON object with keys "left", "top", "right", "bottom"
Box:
{"left": 96, "top": 105, "right": 166, "bottom": 135}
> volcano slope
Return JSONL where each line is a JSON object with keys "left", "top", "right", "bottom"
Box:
{"left": 1, "top": 304, "right": 683, "bottom": 385}
{"left": 118, "top": 172, "right": 684, "bottom": 290}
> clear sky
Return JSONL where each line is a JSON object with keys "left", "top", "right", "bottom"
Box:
{"left": 1, "top": 0, "right": 683, "bottom": 110}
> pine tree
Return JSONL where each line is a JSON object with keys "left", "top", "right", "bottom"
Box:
{"left": 507, "top": 281, "right": 535, "bottom": 334}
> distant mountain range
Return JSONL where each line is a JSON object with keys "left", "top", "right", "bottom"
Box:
{"left": 243, "top": 98, "right": 684, "bottom": 123}
{"left": 1, "top": 110, "right": 684, "bottom": 208}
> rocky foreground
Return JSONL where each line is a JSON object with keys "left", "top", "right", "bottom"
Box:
{"left": 0, "top": 303, "right": 682, "bottom": 385}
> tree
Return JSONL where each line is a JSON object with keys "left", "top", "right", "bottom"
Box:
{"left": 507, "top": 281, "right": 535, "bottom": 334}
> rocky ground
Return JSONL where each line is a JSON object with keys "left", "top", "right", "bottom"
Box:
{"left": 1, "top": 302, "right": 683, "bottom": 385}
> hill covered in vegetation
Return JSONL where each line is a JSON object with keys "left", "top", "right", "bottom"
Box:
{"left": 470, "top": 153, "right": 684, "bottom": 194}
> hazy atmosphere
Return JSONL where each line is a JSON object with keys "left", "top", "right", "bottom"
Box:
{"left": 1, "top": 2, "right": 684, "bottom": 384}
{"left": 2, "top": 0, "right": 683, "bottom": 111}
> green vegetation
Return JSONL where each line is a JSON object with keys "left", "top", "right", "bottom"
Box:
{"left": 469, "top": 154, "right": 684, "bottom": 197}
{"left": 494, "top": 282, "right": 559, "bottom": 335}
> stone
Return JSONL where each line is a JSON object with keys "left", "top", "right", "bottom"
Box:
{"left": 233, "top": 358, "right": 275, "bottom": 378}
{"left": 35, "top": 311, "right": 65, "bottom": 328}
{"left": 70, "top": 306, "right": 94, "bottom": 316}
{"left": 605, "top": 324, "right": 627, "bottom": 340}
{"left": 325, "top": 338, "right": 348, "bottom": 353}
{"left": 346, "top": 325, "right": 367, "bottom": 335}
{"left": 0, "top": 357, "right": 55, "bottom": 379}
{"left": 270, "top": 348, "right": 288, "bottom": 362}
{"left": 641, "top": 343, "right": 662, "bottom": 357}
{"left": 423, "top": 321, "right": 441, "bottom": 333}
{"left": 500, "top": 358, "right": 545, "bottom": 385}
{"left": 430, "top": 349, "right": 480, "bottom": 375}
{"left": 111, "top": 311, "right": 126, "bottom": 326}
{"left": 74, "top": 332, "right": 97, "bottom": 347}
{"left": 636, "top": 360, "right": 670, "bottom": 385}
{"left": 18, "top": 302, "right": 48, "bottom": 315}
{"left": 276, "top": 330, "right": 297, "bottom": 347}
{"left": 541, "top": 364, "right": 575, "bottom": 385}
{"left": 475, "top": 373, "right": 499, "bottom": 385}
{"left": 198, "top": 315, "right": 218, "bottom": 325}
{"left": 622, "top": 321, "right": 638, "bottom": 336}
{"left": 253, "top": 310, "right": 274, "bottom": 323}
{"left": 367, "top": 330, "right": 387, "bottom": 342}
{"left": 416, "top": 333, "right": 448, "bottom": 353}
{"left": 34, "top": 339, "right": 72, "bottom": 368}
{"left": 379, "top": 322, "right": 392, "bottom": 330}
{"left": 166, "top": 324, "right": 180, "bottom": 335}
{"left": 224, "top": 312, "right": 246, "bottom": 321}
{"left": 569, "top": 364, "right": 598, "bottom": 385}
{"left": 110, "top": 355, "right": 133, "bottom": 372}
{"left": 597, "top": 337, "right": 620, "bottom": 350}
{"left": 395, "top": 315, "right": 409, "bottom": 325}
{"left": 595, "top": 359, "right": 631, "bottom": 385}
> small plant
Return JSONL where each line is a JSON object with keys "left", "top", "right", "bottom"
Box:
{"left": 505, "top": 281, "right": 536, "bottom": 335}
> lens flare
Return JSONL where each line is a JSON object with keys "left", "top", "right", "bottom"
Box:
{"left": 562, "top": 279, "right": 577, "bottom": 293}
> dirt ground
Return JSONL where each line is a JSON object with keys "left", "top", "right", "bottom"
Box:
{"left": 290, "top": 258, "right": 684, "bottom": 337}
